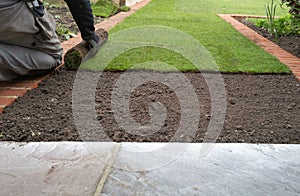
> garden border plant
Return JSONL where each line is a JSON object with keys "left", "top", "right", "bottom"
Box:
{"left": 281, "top": 0, "right": 300, "bottom": 17}
{"left": 248, "top": 0, "right": 300, "bottom": 38}
{"left": 265, "top": 0, "right": 279, "bottom": 38}
{"left": 281, "top": 0, "right": 300, "bottom": 33}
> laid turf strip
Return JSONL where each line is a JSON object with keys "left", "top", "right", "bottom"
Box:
{"left": 82, "top": 0, "right": 290, "bottom": 73}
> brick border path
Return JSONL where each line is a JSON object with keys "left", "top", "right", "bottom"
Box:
{"left": 218, "top": 14, "right": 300, "bottom": 81}
{"left": 0, "top": 0, "right": 151, "bottom": 114}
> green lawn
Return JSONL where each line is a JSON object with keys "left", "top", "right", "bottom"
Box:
{"left": 82, "top": 0, "right": 291, "bottom": 73}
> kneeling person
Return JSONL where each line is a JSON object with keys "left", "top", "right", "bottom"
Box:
{"left": 0, "top": 0, "right": 63, "bottom": 81}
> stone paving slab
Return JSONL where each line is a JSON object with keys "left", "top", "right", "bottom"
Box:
{"left": 0, "top": 142, "right": 116, "bottom": 196}
{"left": 102, "top": 143, "right": 300, "bottom": 195}
{"left": 0, "top": 142, "right": 299, "bottom": 195}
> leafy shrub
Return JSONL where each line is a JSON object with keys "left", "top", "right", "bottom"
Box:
{"left": 250, "top": 14, "right": 300, "bottom": 36}
{"left": 252, "top": 0, "right": 300, "bottom": 37}
{"left": 281, "top": 0, "right": 300, "bottom": 18}
{"left": 281, "top": 0, "right": 300, "bottom": 33}
{"left": 56, "top": 26, "right": 77, "bottom": 40}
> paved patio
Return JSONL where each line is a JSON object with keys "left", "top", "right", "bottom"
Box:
{"left": 0, "top": 142, "right": 299, "bottom": 195}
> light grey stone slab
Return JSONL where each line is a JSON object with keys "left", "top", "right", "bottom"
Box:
{"left": 102, "top": 143, "right": 300, "bottom": 196}
{"left": 0, "top": 142, "right": 116, "bottom": 196}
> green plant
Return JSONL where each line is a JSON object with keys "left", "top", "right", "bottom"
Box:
{"left": 43, "top": 1, "right": 64, "bottom": 8}
{"left": 56, "top": 26, "right": 77, "bottom": 40}
{"left": 276, "top": 15, "right": 300, "bottom": 35}
{"left": 43, "top": 1, "right": 50, "bottom": 7}
{"left": 281, "top": 0, "right": 300, "bottom": 17}
{"left": 119, "top": 5, "right": 130, "bottom": 12}
{"left": 265, "top": 0, "right": 279, "bottom": 38}
{"left": 281, "top": 0, "right": 300, "bottom": 33}
{"left": 250, "top": 14, "right": 300, "bottom": 36}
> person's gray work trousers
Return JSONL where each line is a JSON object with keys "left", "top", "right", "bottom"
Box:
{"left": 0, "top": 0, "right": 63, "bottom": 81}
{"left": 0, "top": 43, "right": 59, "bottom": 81}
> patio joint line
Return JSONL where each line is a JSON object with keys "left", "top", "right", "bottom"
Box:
{"left": 93, "top": 143, "right": 121, "bottom": 196}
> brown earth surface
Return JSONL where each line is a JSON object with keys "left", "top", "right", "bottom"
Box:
{"left": 0, "top": 70, "right": 299, "bottom": 143}
{"left": 0, "top": 7, "right": 299, "bottom": 143}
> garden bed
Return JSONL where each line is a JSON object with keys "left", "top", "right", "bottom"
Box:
{"left": 47, "top": 5, "right": 104, "bottom": 42}
{"left": 237, "top": 18, "right": 300, "bottom": 58}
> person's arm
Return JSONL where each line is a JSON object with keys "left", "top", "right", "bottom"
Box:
{"left": 64, "top": 0, "right": 99, "bottom": 44}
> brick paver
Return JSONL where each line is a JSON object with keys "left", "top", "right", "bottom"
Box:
{"left": 0, "top": 89, "right": 27, "bottom": 97}
{"left": 0, "top": 81, "right": 38, "bottom": 89}
{"left": 0, "top": 97, "right": 16, "bottom": 107}
{"left": 0, "top": 0, "right": 152, "bottom": 114}
{"left": 218, "top": 14, "right": 300, "bottom": 81}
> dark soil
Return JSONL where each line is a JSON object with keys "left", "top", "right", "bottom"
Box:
{"left": 238, "top": 18, "right": 300, "bottom": 58}
{"left": 0, "top": 70, "right": 299, "bottom": 143}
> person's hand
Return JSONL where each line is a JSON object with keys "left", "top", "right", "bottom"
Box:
{"left": 86, "top": 35, "right": 99, "bottom": 50}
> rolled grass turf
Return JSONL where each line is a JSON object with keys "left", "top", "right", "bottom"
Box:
{"left": 64, "top": 28, "right": 108, "bottom": 70}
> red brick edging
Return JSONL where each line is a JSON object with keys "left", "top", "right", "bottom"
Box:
{"left": 218, "top": 14, "right": 300, "bottom": 81}
{"left": 0, "top": 0, "right": 152, "bottom": 114}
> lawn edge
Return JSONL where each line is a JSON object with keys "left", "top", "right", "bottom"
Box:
{"left": 218, "top": 14, "right": 300, "bottom": 81}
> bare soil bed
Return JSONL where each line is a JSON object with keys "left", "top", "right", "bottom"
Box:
{"left": 0, "top": 70, "right": 299, "bottom": 143}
